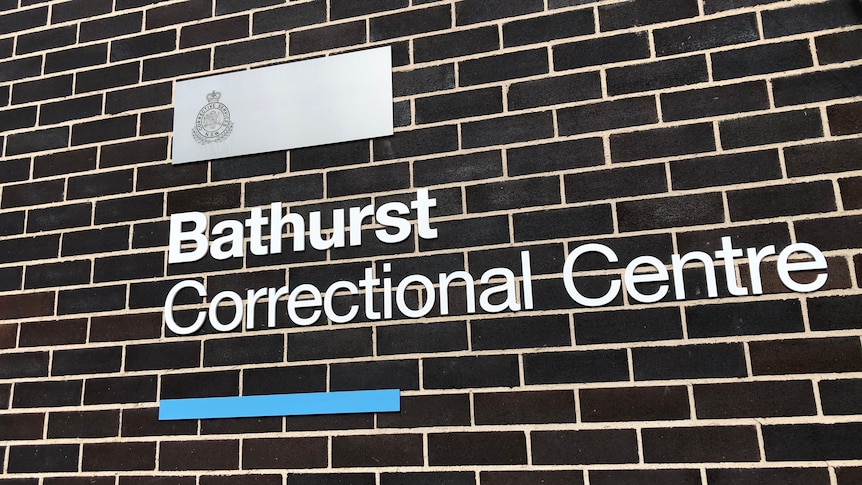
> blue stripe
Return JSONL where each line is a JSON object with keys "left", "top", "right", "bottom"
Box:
{"left": 158, "top": 389, "right": 400, "bottom": 420}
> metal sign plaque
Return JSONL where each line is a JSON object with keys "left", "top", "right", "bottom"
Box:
{"left": 171, "top": 46, "right": 394, "bottom": 164}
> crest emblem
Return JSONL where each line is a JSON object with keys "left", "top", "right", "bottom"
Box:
{"left": 192, "top": 91, "right": 233, "bottom": 144}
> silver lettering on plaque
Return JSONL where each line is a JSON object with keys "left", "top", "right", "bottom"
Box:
{"left": 192, "top": 91, "right": 233, "bottom": 144}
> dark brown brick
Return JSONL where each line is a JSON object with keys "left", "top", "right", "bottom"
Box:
{"left": 369, "top": 4, "right": 451, "bottom": 41}
{"left": 524, "top": 349, "right": 629, "bottom": 385}
{"left": 180, "top": 15, "right": 248, "bottom": 48}
{"left": 816, "top": 29, "right": 862, "bottom": 64}
{"left": 772, "top": 65, "right": 862, "bottom": 107}
{"left": 610, "top": 122, "right": 715, "bottom": 163}
{"left": 695, "top": 380, "right": 817, "bottom": 418}
{"left": 51, "top": 0, "right": 112, "bottom": 22}
{"left": 796, "top": 215, "right": 862, "bottom": 251}
{"left": 414, "top": 151, "right": 503, "bottom": 186}
{"left": 532, "top": 429, "right": 638, "bottom": 465}
{"left": 48, "top": 410, "right": 119, "bottom": 438}
{"left": 456, "top": 0, "right": 543, "bottom": 25}
{"left": 332, "top": 434, "right": 424, "bottom": 467}
{"left": 471, "top": 314, "right": 571, "bottom": 351}
{"left": 34, "top": 148, "right": 97, "bottom": 178}
{"left": 146, "top": 0, "right": 212, "bottom": 29}
{"left": 82, "top": 442, "right": 156, "bottom": 471}
{"left": 200, "top": 417, "right": 282, "bottom": 436}
{"left": 580, "top": 386, "right": 690, "bottom": 422}
{"left": 475, "top": 390, "right": 576, "bottom": 425}
{"left": 712, "top": 39, "right": 813, "bottom": 80}
{"left": 0, "top": 55, "right": 42, "bottom": 83}
{"left": 565, "top": 163, "right": 667, "bottom": 203}
{"left": 57, "top": 285, "right": 126, "bottom": 315}
{"left": 413, "top": 27, "right": 498, "bottom": 63}
{"left": 459, "top": 49, "right": 548, "bottom": 87}
{"left": 383, "top": 472, "right": 474, "bottom": 485}
{"left": 242, "top": 437, "right": 327, "bottom": 469}
{"left": 508, "top": 138, "right": 604, "bottom": 175}
{"left": 142, "top": 49, "right": 211, "bottom": 81}
{"left": 0, "top": 413, "right": 44, "bottom": 440}
{"left": 330, "top": 0, "right": 406, "bottom": 20}
{"left": 120, "top": 477, "right": 195, "bottom": 485}
{"left": 252, "top": 0, "right": 324, "bottom": 34}
{"left": 126, "top": 340, "right": 200, "bottom": 371}
{"left": 462, "top": 111, "right": 555, "bottom": 149}
{"left": 750, "top": 337, "right": 862, "bottom": 375}
{"left": 599, "top": 0, "right": 699, "bottom": 31}
{"left": 708, "top": 468, "right": 830, "bottom": 485}
{"left": 762, "top": 0, "right": 861, "bottom": 37}
{"left": 0, "top": 323, "right": 16, "bottom": 348}
{"left": 168, "top": 184, "right": 241, "bottom": 213}
{"left": 617, "top": 193, "right": 724, "bottom": 232}
{"left": 661, "top": 81, "right": 769, "bottom": 121}
{"left": 0, "top": 352, "right": 49, "bottom": 379}
{"left": 654, "top": 13, "right": 759, "bottom": 56}
{"left": 633, "top": 343, "right": 747, "bottom": 380}
{"left": 606, "top": 55, "right": 708, "bottom": 95}
{"left": 671, "top": 149, "right": 782, "bottom": 190}
{"left": 76, "top": 62, "right": 140, "bottom": 94}
{"left": 159, "top": 440, "right": 239, "bottom": 471}
{"left": 429, "top": 432, "right": 527, "bottom": 465}
{"left": 287, "top": 413, "right": 374, "bottom": 432}
{"left": 826, "top": 102, "right": 862, "bottom": 137}
{"left": 12, "top": 75, "right": 72, "bottom": 104}
{"left": 590, "top": 469, "right": 702, "bottom": 485}
{"left": 466, "top": 176, "right": 560, "bottom": 212}
{"left": 764, "top": 423, "right": 862, "bottom": 461}
{"left": 44, "top": 44, "right": 108, "bottom": 74}
{"left": 289, "top": 20, "right": 365, "bottom": 55}
{"left": 84, "top": 375, "right": 158, "bottom": 405}
{"left": 52, "top": 346, "right": 122, "bottom": 376}
{"left": 13, "top": 380, "right": 81, "bottom": 408}
{"left": 0, "top": 292, "right": 55, "bottom": 320}
{"left": 807, "top": 294, "right": 862, "bottom": 333}
{"left": 0, "top": 158, "right": 30, "bottom": 184}
{"left": 161, "top": 370, "right": 239, "bottom": 399}
{"left": 838, "top": 468, "right": 862, "bottom": 485}
{"left": 416, "top": 87, "right": 502, "bottom": 124}
{"left": 7, "top": 444, "right": 79, "bottom": 473}
{"left": 6, "top": 126, "right": 69, "bottom": 156}
{"left": 482, "top": 471, "right": 584, "bottom": 485}
{"left": 80, "top": 11, "right": 142, "bottom": 41}
{"left": 424, "top": 354, "right": 520, "bottom": 389}
{"left": 643, "top": 426, "right": 760, "bottom": 462}
{"left": 821, "top": 379, "right": 862, "bottom": 415}
{"left": 686, "top": 300, "right": 804, "bottom": 338}
{"left": 16, "top": 25, "right": 76, "bottom": 54}
{"left": 374, "top": 124, "right": 458, "bottom": 161}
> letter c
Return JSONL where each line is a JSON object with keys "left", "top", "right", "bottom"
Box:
{"left": 164, "top": 280, "right": 206, "bottom": 335}
{"left": 563, "top": 243, "right": 621, "bottom": 307}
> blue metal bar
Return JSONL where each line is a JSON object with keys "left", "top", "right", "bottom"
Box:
{"left": 158, "top": 389, "right": 401, "bottom": 420}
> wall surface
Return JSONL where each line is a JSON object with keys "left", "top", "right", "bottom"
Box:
{"left": 0, "top": 0, "right": 861, "bottom": 483}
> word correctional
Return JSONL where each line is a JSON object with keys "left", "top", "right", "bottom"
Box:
{"left": 163, "top": 188, "right": 828, "bottom": 334}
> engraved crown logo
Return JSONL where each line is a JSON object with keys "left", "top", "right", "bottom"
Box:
{"left": 193, "top": 90, "right": 233, "bottom": 144}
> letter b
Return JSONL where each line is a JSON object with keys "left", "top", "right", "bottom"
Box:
{"left": 168, "top": 212, "right": 208, "bottom": 264}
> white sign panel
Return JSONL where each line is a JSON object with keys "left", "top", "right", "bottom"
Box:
{"left": 171, "top": 46, "right": 393, "bottom": 164}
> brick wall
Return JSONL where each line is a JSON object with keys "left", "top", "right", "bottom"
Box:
{"left": 0, "top": 0, "right": 861, "bottom": 483}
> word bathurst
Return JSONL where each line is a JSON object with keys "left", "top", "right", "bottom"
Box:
{"left": 164, "top": 190, "right": 828, "bottom": 335}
